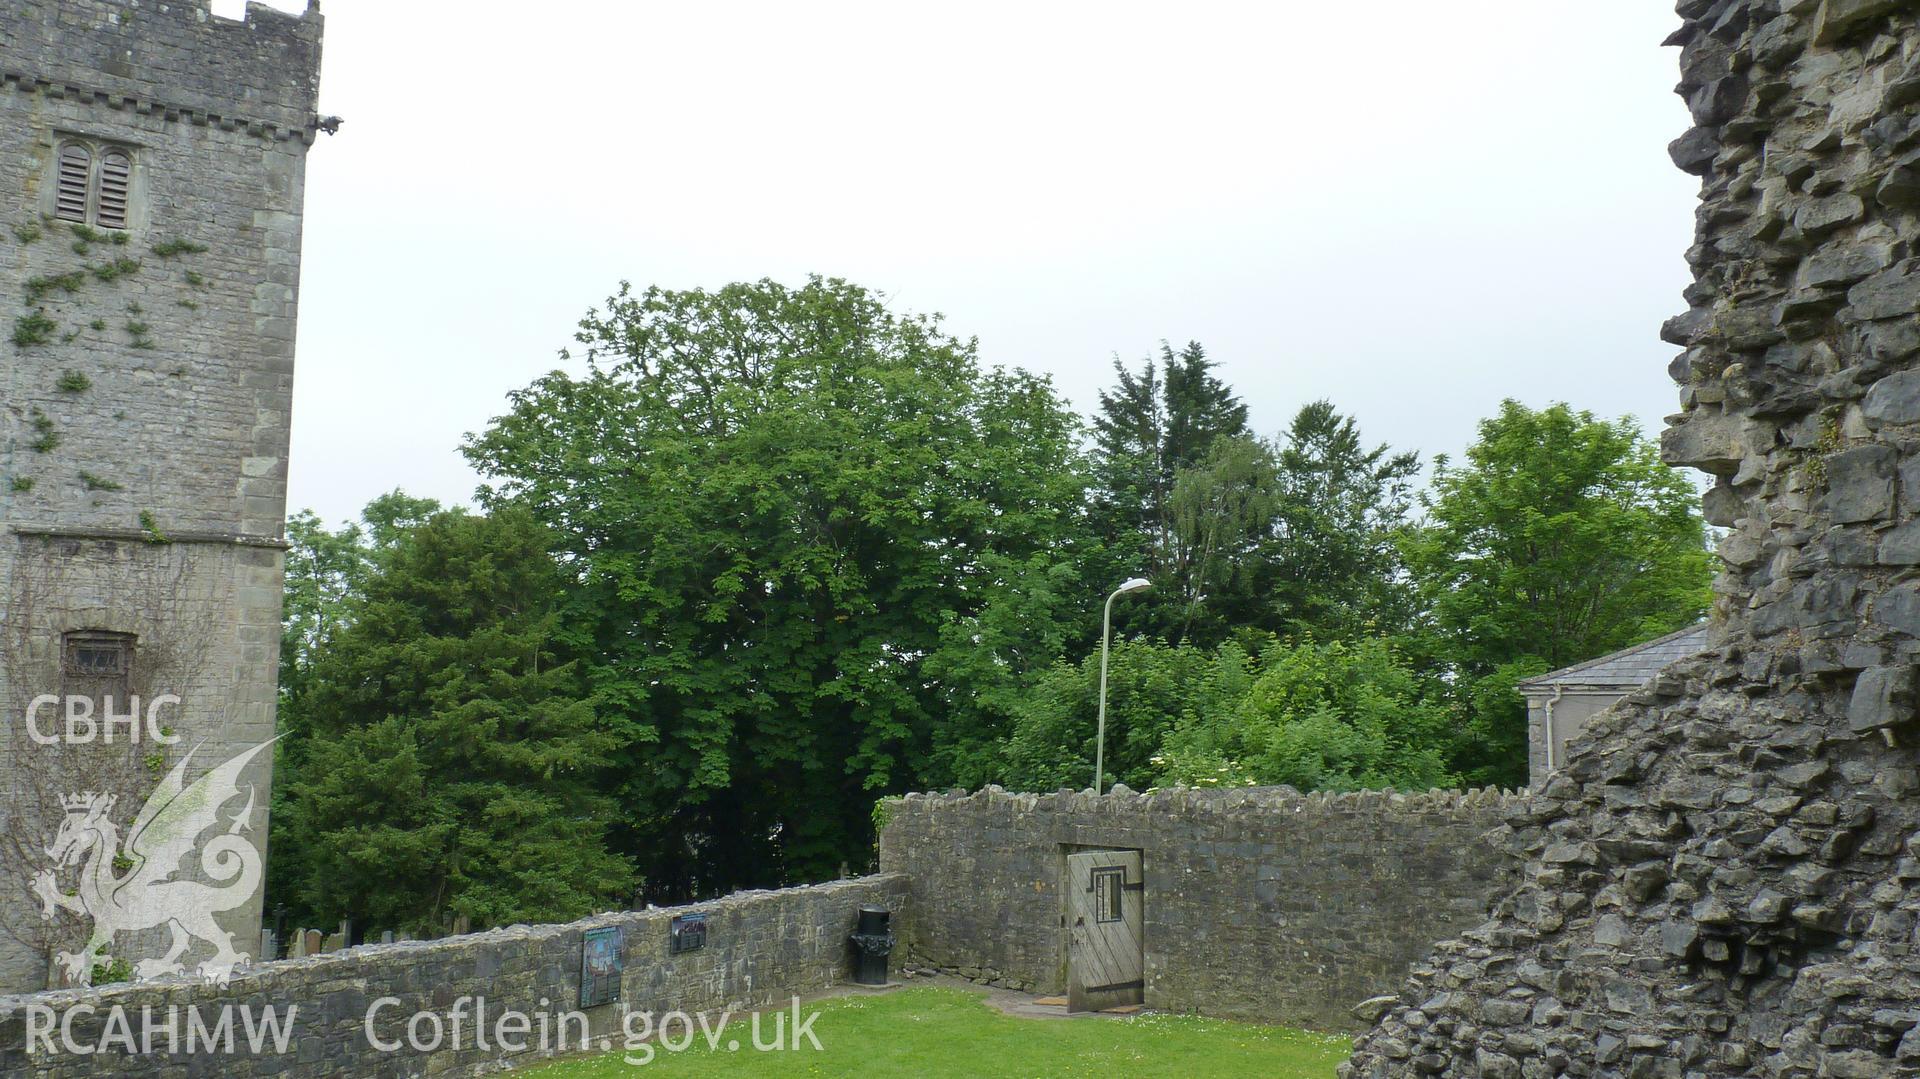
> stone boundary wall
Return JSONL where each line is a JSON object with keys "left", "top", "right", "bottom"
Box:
{"left": 0, "top": 874, "right": 906, "bottom": 1078}
{"left": 877, "top": 786, "right": 1525, "bottom": 1032}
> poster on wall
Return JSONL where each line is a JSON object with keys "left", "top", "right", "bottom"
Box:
{"left": 580, "top": 926, "right": 624, "bottom": 1008}
{"left": 670, "top": 912, "right": 708, "bottom": 955}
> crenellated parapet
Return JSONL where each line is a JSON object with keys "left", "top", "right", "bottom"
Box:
{"left": 0, "top": 0, "right": 324, "bottom": 141}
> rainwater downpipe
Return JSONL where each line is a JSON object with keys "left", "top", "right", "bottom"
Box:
{"left": 1543, "top": 685, "right": 1566, "bottom": 776}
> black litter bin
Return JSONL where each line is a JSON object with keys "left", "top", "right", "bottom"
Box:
{"left": 849, "top": 906, "right": 894, "bottom": 985}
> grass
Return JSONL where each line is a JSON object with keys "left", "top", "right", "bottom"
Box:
{"left": 524, "top": 987, "right": 1350, "bottom": 1078}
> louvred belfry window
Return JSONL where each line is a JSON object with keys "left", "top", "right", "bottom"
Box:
{"left": 49, "top": 141, "right": 136, "bottom": 229}
{"left": 96, "top": 151, "right": 131, "bottom": 230}
{"left": 55, "top": 144, "right": 91, "bottom": 223}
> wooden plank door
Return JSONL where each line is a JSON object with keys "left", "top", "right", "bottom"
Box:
{"left": 1066, "top": 850, "right": 1143, "bottom": 1012}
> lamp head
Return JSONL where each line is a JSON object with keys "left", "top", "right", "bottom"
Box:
{"left": 1116, "top": 577, "right": 1152, "bottom": 595}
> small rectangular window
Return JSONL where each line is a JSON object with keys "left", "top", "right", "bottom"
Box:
{"left": 64, "top": 633, "right": 133, "bottom": 678}
{"left": 1092, "top": 866, "right": 1125, "bottom": 923}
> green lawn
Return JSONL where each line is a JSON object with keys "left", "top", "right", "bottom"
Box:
{"left": 526, "top": 987, "right": 1351, "bottom": 1078}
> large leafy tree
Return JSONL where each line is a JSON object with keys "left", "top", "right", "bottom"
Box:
{"left": 1154, "top": 636, "right": 1455, "bottom": 793}
{"left": 278, "top": 510, "right": 370, "bottom": 708}
{"left": 1000, "top": 639, "right": 1257, "bottom": 793}
{"left": 1404, "top": 400, "right": 1712, "bottom": 787}
{"left": 463, "top": 277, "right": 1089, "bottom": 896}
{"left": 278, "top": 508, "right": 632, "bottom": 934}
{"left": 919, "top": 549, "right": 1098, "bottom": 790}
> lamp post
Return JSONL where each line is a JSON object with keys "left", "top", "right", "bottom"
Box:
{"left": 1094, "top": 577, "right": 1152, "bottom": 794}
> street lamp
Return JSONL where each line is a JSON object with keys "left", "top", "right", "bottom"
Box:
{"left": 1094, "top": 577, "right": 1152, "bottom": 794}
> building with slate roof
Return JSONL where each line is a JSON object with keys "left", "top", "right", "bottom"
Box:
{"left": 1517, "top": 625, "right": 1709, "bottom": 789}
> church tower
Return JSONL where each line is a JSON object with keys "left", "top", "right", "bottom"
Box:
{"left": 0, "top": 0, "right": 323, "bottom": 989}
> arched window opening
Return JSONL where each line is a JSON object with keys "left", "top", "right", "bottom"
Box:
{"left": 54, "top": 144, "right": 91, "bottom": 223}
{"left": 96, "top": 151, "right": 131, "bottom": 230}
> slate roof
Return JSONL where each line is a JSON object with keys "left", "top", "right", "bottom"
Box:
{"left": 1516, "top": 624, "right": 1711, "bottom": 693}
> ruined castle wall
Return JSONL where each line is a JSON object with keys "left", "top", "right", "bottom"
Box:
{"left": 878, "top": 786, "right": 1524, "bottom": 1032}
{"left": 1347, "top": 3, "right": 1920, "bottom": 1075}
{"left": 0, "top": 1, "right": 322, "bottom": 991}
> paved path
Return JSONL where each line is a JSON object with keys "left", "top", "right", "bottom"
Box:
{"left": 835, "top": 972, "right": 1140, "bottom": 1021}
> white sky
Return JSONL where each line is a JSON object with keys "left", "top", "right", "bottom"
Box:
{"left": 218, "top": 1, "right": 1700, "bottom": 527}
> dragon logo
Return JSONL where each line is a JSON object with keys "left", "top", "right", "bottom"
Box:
{"left": 32, "top": 741, "right": 273, "bottom": 988}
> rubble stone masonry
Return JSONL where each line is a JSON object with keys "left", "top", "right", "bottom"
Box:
{"left": 1347, "top": 2, "right": 1920, "bottom": 1075}
{"left": 0, "top": 0, "right": 323, "bottom": 990}
{"left": 880, "top": 785, "right": 1524, "bottom": 1032}
{"left": 0, "top": 876, "right": 907, "bottom": 1078}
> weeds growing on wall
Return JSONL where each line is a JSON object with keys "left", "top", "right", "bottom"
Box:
{"left": 27, "top": 408, "right": 58, "bottom": 453}
{"left": 138, "top": 511, "right": 170, "bottom": 545}
{"left": 150, "top": 238, "right": 208, "bottom": 259}
{"left": 13, "top": 309, "right": 56, "bottom": 347}
{"left": 10, "top": 211, "right": 211, "bottom": 524}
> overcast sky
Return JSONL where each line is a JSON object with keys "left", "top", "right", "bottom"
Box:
{"left": 219, "top": 0, "right": 1700, "bottom": 528}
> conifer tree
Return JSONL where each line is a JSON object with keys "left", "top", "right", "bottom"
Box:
{"left": 280, "top": 508, "right": 633, "bottom": 933}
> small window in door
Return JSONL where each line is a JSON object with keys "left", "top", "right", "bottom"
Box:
{"left": 1092, "top": 866, "right": 1124, "bottom": 923}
